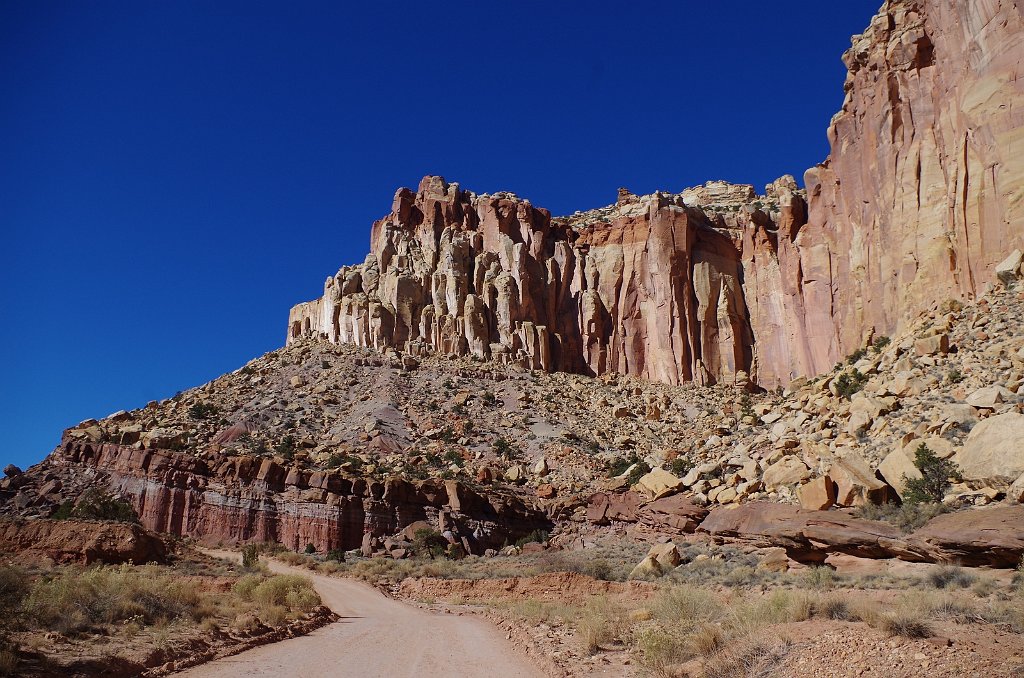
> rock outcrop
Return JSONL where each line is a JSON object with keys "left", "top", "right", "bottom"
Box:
{"left": 289, "top": 175, "right": 783, "bottom": 386}
{"left": 0, "top": 517, "right": 168, "bottom": 565}
{"left": 290, "top": 0, "right": 1023, "bottom": 389}
{"left": 43, "top": 438, "right": 550, "bottom": 556}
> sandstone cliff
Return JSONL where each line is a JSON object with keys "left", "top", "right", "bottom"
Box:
{"left": 289, "top": 0, "right": 1023, "bottom": 388}
{"left": 289, "top": 175, "right": 808, "bottom": 387}
{"left": 801, "top": 0, "right": 1024, "bottom": 371}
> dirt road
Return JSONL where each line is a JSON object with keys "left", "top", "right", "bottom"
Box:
{"left": 176, "top": 551, "right": 543, "bottom": 678}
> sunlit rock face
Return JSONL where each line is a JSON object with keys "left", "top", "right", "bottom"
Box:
{"left": 290, "top": 0, "right": 1024, "bottom": 388}
{"left": 801, "top": 0, "right": 1024, "bottom": 367}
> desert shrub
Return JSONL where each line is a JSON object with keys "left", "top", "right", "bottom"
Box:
{"left": 669, "top": 456, "right": 692, "bottom": 477}
{"left": 23, "top": 564, "right": 201, "bottom": 634}
{"left": 514, "top": 529, "right": 550, "bottom": 548}
{"left": 927, "top": 564, "right": 976, "bottom": 590}
{"left": 188, "top": 402, "right": 218, "bottom": 420}
{"left": 636, "top": 626, "right": 689, "bottom": 676}
{"left": 241, "top": 544, "right": 260, "bottom": 569}
{"left": 903, "top": 444, "right": 962, "bottom": 505}
{"left": 576, "top": 597, "right": 620, "bottom": 654}
{"left": 493, "top": 436, "right": 514, "bottom": 459}
{"left": 834, "top": 369, "right": 868, "bottom": 399}
{"left": 0, "top": 567, "right": 28, "bottom": 625}
{"left": 802, "top": 566, "right": 837, "bottom": 590}
{"left": 652, "top": 585, "right": 722, "bottom": 628}
{"left": 846, "top": 347, "right": 868, "bottom": 364}
{"left": 50, "top": 488, "right": 138, "bottom": 523}
{"left": 326, "top": 549, "right": 345, "bottom": 563}
{"left": 275, "top": 435, "right": 296, "bottom": 461}
{"left": 872, "top": 335, "right": 891, "bottom": 352}
{"left": 815, "top": 594, "right": 851, "bottom": 620}
{"left": 880, "top": 613, "right": 932, "bottom": 638}
{"left": 702, "top": 637, "right": 792, "bottom": 678}
{"left": 304, "top": 543, "right": 316, "bottom": 555}
{"left": 412, "top": 528, "right": 449, "bottom": 559}
{"left": 854, "top": 501, "right": 946, "bottom": 532}
{"left": 947, "top": 368, "right": 963, "bottom": 384}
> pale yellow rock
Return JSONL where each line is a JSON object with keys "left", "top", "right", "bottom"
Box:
{"left": 958, "top": 413, "right": 1024, "bottom": 484}
{"left": 762, "top": 456, "right": 810, "bottom": 490}
{"left": 635, "top": 468, "right": 684, "bottom": 500}
{"left": 830, "top": 454, "right": 891, "bottom": 506}
{"left": 878, "top": 445, "right": 922, "bottom": 497}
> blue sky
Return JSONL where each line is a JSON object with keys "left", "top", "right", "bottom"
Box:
{"left": 0, "top": 0, "right": 880, "bottom": 469}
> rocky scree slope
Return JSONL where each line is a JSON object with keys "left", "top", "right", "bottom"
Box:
{"left": 289, "top": 0, "right": 1024, "bottom": 389}
{"left": 6, "top": 265, "right": 1024, "bottom": 564}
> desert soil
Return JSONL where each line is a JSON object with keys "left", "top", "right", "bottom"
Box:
{"left": 175, "top": 551, "right": 543, "bottom": 678}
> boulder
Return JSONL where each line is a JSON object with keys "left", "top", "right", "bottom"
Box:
{"left": 914, "top": 333, "right": 949, "bottom": 356}
{"left": 908, "top": 505, "right": 1024, "bottom": 567}
{"left": 878, "top": 445, "right": 922, "bottom": 498}
{"left": 995, "top": 249, "right": 1023, "bottom": 280}
{"left": 762, "top": 456, "right": 810, "bottom": 490}
{"left": 636, "top": 494, "right": 709, "bottom": 535}
{"left": 796, "top": 476, "right": 835, "bottom": 510}
{"left": 648, "top": 542, "right": 681, "bottom": 569}
{"left": 628, "top": 554, "right": 663, "bottom": 579}
{"left": 964, "top": 386, "right": 1013, "bottom": 409}
{"left": 3, "top": 465, "right": 22, "bottom": 478}
{"left": 586, "top": 491, "right": 641, "bottom": 525}
{"left": 635, "top": 468, "right": 683, "bottom": 500}
{"left": 958, "top": 413, "right": 1024, "bottom": 484}
{"left": 697, "top": 502, "right": 923, "bottom": 563}
{"left": 829, "top": 454, "right": 893, "bottom": 506}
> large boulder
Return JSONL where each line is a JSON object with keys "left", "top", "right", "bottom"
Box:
{"left": 635, "top": 468, "right": 683, "bottom": 500}
{"left": 762, "top": 456, "right": 810, "bottom": 490}
{"left": 878, "top": 445, "right": 922, "bottom": 498}
{"left": 908, "top": 505, "right": 1024, "bottom": 567}
{"left": 958, "top": 413, "right": 1024, "bottom": 485}
{"left": 637, "top": 494, "right": 709, "bottom": 535}
{"left": 796, "top": 476, "right": 835, "bottom": 510}
{"left": 829, "top": 454, "right": 893, "bottom": 506}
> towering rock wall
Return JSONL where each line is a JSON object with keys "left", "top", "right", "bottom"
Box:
{"left": 289, "top": 0, "right": 1023, "bottom": 388}
{"left": 288, "top": 176, "right": 806, "bottom": 386}
{"left": 801, "top": 0, "right": 1024, "bottom": 366}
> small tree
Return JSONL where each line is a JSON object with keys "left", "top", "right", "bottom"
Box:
{"left": 304, "top": 543, "right": 316, "bottom": 554}
{"left": 241, "top": 544, "right": 260, "bottom": 569}
{"left": 902, "top": 444, "right": 962, "bottom": 505}
{"left": 412, "top": 528, "right": 449, "bottom": 559}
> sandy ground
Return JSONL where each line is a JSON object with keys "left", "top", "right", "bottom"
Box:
{"left": 175, "top": 551, "right": 543, "bottom": 678}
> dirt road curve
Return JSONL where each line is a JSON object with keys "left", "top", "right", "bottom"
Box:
{"left": 176, "top": 551, "right": 543, "bottom": 678}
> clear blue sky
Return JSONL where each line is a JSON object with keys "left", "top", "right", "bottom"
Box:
{"left": 0, "top": 1, "right": 880, "bottom": 469}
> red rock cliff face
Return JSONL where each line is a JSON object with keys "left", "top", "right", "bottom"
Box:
{"left": 55, "top": 438, "right": 549, "bottom": 555}
{"left": 288, "top": 177, "right": 793, "bottom": 386}
{"left": 801, "top": 0, "right": 1024, "bottom": 368}
{"left": 289, "top": 0, "right": 1023, "bottom": 387}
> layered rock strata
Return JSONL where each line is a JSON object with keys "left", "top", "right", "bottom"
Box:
{"left": 55, "top": 438, "right": 550, "bottom": 555}
{"left": 290, "top": 0, "right": 1024, "bottom": 388}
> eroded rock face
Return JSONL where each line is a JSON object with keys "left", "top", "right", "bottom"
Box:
{"left": 289, "top": 176, "right": 779, "bottom": 386}
{"left": 289, "top": 1, "right": 1023, "bottom": 389}
{"left": 801, "top": 0, "right": 1024, "bottom": 366}
{"left": 53, "top": 438, "right": 550, "bottom": 555}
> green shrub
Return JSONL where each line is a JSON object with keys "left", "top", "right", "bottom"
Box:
{"left": 304, "top": 543, "right": 316, "bottom": 555}
{"left": 241, "top": 544, "right": 260, "bottom": 569}
{"left": 669, "top": 457, "right": 691, "bottom": 477}
{"left": 188, "top": 402, "right": 218, "bottom": 420}
{"left": 902, "top": 444, "right": 962, "bottom": 505}
{"left": 834, "top": 369, "right": 868, "bottom": 399}
{"left": 50, "top": 489, "right": 138, "bottom": 523}
{"left": 275, "top": 435, "right": 296, "bottom": 461}
{"left": 871, "top": 336, "right": 891, "bottom": 352}
{"left": 854, "top": 501, "right": 946, "bottom": 532}
{"left": 326, "top": 549, "right": 345, "bottom": 563}
{"left": 846, "top": 347, "right": 868, "bottom": 364}
{"left": 412, "top": 528, "right": 449, "bottom": 559}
